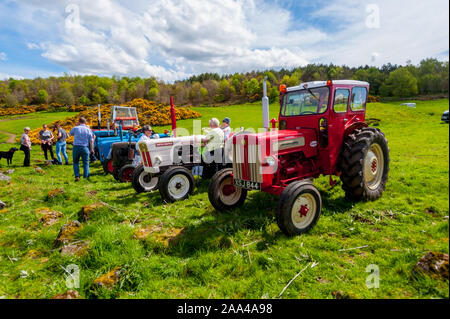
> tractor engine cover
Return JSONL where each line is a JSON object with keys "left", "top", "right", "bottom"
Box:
{"left": 232, "top": 129, "right": 318, "bottom": 190}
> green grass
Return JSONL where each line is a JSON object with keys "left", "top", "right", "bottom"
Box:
{"left": 0, "top": 100, "right": 448, "bottom": 299}
{"left": 0, "top": 111, "right": 75, "bottom": 143}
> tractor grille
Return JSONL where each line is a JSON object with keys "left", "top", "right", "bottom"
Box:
{"left": 233, "top": 137, "right": 263, "bottom": 183}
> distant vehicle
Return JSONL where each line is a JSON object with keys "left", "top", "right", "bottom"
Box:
{"left": 441, "top": 110, "right": 449, "bottom": 123}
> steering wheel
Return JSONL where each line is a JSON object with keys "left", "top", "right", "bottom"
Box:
{"left": 300, "top": 111, "right": 316, "bottom": 115}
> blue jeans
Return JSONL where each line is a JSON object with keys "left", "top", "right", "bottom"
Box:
{"left": 73, "top": 145, "right": 90, "bottom": 178}
{"left": 56, "top": 141, "right": 69, "bottom": 164}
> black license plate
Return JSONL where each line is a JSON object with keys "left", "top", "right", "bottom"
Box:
{"left": 234, "top": 179, "right": 261, "bottom": 190}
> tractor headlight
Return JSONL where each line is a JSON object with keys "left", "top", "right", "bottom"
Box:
{"left": 154, "top": 156, "right": 162, "bottom": 165}
{"left": 264, "top": 156, "right": 276, "bottom": 167}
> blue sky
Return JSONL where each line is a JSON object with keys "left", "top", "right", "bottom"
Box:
{"left": 0, "top": 0, "right": 448, "bottom": 82}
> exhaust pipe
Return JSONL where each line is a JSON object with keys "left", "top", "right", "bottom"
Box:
{"left": 262, "top": 76, "right": 269, "bottom": 132}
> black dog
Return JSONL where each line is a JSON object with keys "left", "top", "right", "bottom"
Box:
{"left": 0, "top": 147, "right": 18, "bottom": 165}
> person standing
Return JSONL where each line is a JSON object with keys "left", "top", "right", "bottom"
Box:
{"left": 221, "top": 117, "right": 231, "bottom": 140}
{"left": 69, "top": 117, "right": 94, "bottom": 182}
{"left": 20, "top": 127, "right": 31, "bottom": 167}
{"left": 39, "top": 124, "right": 55, "bottom": 161}
{"left": 55, "top": 123, "right": 69, "bottom": 165}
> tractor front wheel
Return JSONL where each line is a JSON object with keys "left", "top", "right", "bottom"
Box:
{"left": 102, "top": 159, "right": 114, "bottom": 175}
{"left": 119, "top": 164, "right": 135, "bottom": 183}
{"left": 158, "top": 167, "right": 194, "bottom": 203}
{"left": 208, "top": 168, "right": 247, "bottom": 211}
{"left": 131, "top": 165, "right": 159, "bottom": 193}
{"left": 276, "top": 181, "right": 322, "bottom": 236}
{"left": 339, "top": 127, "right": 389, "bottom": 201}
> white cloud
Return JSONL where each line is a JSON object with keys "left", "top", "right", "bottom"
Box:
{"left": 0, "top": 72, "right": 24, "bottom": 80}
{"left": 5, "top": 0, "right": 450, "bottom": 81}
{"left": 308, "top": 0, "right": 449, "bottom": 66}
{"left": 0, "top": 52, "right": 7, "bottom": 61}
{"left": 15, "top": 0, "right": 314, "bottom": 81}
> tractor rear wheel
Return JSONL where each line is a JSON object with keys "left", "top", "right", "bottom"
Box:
{"left": 276, "top": 181, "right": 322, "bottom": 236}
{"left": 102, "top": 159, "right": 114, "bottom": 175}
{"left": 131, "top": 165, "right": 158, "bottom": 193}
{"left": 119, "top": 164, "right": 135, "bottom": 183}
{"left": 158, "top": 166, "right": 195, "bottom": 203}
{"left": 339, "top": 127, "right": 389, "bottom": 201}
{"left": 208, "top": 168, "right": 247, "bottom": 211}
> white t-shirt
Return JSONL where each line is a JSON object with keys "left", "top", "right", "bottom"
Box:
{"left": 222, "top": 126, "right": 231, "bottom": 140}
{"left": 205, "top": 127, "right": 224, "bottom": 152}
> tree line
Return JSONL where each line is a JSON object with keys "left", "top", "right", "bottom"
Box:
{"left": 0, "top": 58, "right": 448, "bottom": 108}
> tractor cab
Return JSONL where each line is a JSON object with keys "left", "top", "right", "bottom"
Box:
{"left": 279, "top": 80, "right": 369, "bottom": 174}
{"left": 111, "top": 106, "right": 139, "bottom": 130}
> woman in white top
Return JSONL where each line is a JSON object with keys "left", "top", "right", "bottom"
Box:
{"left": 20, "top": 127, "right": 32, "bottom": 167}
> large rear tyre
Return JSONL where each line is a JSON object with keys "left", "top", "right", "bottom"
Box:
{"left": 276, "top": 181, "right": 322, "bottom": 236}
{"left": 158, "top": 166, "right": 195, "bottom": 203}
{"left": 339, "top": 127, "right": 390, "bottom": 201}
{"left": 119, "top": 164, "right": 135, "bottom": 183}
{"left": 208, "top": 168, "right": 247, "bottom": 211}
{"left": 102, "top": 159, "right": 114, "bottom": 175}
{"left": 132, "top": 165, "right": 158, "bottom": 193}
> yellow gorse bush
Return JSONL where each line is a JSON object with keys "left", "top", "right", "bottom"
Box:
{"left": 27, "top": 99, "right": 201, "bottom": 145}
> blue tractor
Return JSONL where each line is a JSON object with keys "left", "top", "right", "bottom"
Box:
{"left": 92, "top": 105, "right": 169, "bottom": 179}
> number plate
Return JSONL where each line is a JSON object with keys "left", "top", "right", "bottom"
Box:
{"left": 234, "top": 179, "right": 261, "bottom": 190}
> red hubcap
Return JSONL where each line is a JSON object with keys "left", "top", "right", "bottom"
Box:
{"left": 371, "top": 160, "right": 377, "bottom": 172}
{"left": 299, "top": 204, "right": 309, "bottom": 217}
{"left": 222, "top": 184, "right": 235, "bottom": 196}
{"left": 123, "top": 169, "right": 133, "bottom": 182}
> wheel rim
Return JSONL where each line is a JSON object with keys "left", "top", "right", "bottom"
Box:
{"left": 364, "top": 143, "right": 384, "bottom": 190}
{"left": 291, "top": 193, "right": 316, "bottom": 229}
{"left": 218, "top": 176, "right": 243, "bottom": 206}
{"left": 139, "top": 171, "right": 158, "bottom": 191}
{"left": 122, "top": 168, "right": 134, "bottom": 182}
{"left": 167, "top": 174, "right": 190, "bottom": 200}
{"left": 107, "top": 160, "right": 114, "bottom": 173}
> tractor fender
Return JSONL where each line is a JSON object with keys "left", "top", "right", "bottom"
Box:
{"left": 343, "top": 121, "right": 368, "bottom": 137}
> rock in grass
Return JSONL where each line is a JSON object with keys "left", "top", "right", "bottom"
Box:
{"left": 133, "top": 225, "right": 162, "bottom": 240}
{"left": 36, "top": 208, "right": 63, "bottom": 227}
{"left": 0, "top": 200, "right": 6, "bottom": 209}
{"left": 54, "top": 221, "right": 82, "bottom": 246}
{"left": 4, "top": 169, "right": 14, "bottom": 175}
{"left": 47, "top": 188, "right": 66, "bottom": 200}
{"left": 60, "top": 241, "right": 89, "bottom": 257}
{"left": 34, "top": 167, "right": 46, "bottom": 174}
{"left": 26, "top": 249, "right": 42, "bottom": 259}
{"left": 78, "top": 202, "right": 106, "bottom": 221}
{"left": 94, "top": 267, "right": 121, "bottom": 288}
{"left": 52, "top": 290, "right": 80, "bottom": 299}
{"left": 414, "top": 251, "right": 449, "bottom": 279}
{"left": 0, "top": 173, "right": 11, "bottom": 182}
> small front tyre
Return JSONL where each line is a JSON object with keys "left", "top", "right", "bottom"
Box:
{"left": 276, "top": 181, "right": 322, "bottom": 236}
{"left": 158, "top": 167, "right": 195, "bottom": 203}
{"left": 208, "top": 168, "right": 247, "bottom": 211}
{"left": 132, "top": 165, "right": 159, "bottom": 193}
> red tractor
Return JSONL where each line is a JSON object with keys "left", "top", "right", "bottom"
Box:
{"left": 208, "top": 80, "right": 389, "bottom": 236}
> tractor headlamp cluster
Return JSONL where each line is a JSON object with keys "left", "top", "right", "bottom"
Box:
{"left": 154, "top": 156, "right": 162, "bottom": 165}
{"left": 264, "top": 156, "right": 277, "bottom": 167}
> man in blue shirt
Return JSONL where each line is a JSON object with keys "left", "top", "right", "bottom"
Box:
{"left": 70, "top": 117, "right": 94, "bottom": 181}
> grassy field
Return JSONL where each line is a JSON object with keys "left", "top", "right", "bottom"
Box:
{"left": 0, "top": 100, "right": 448, "bottom": 299}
